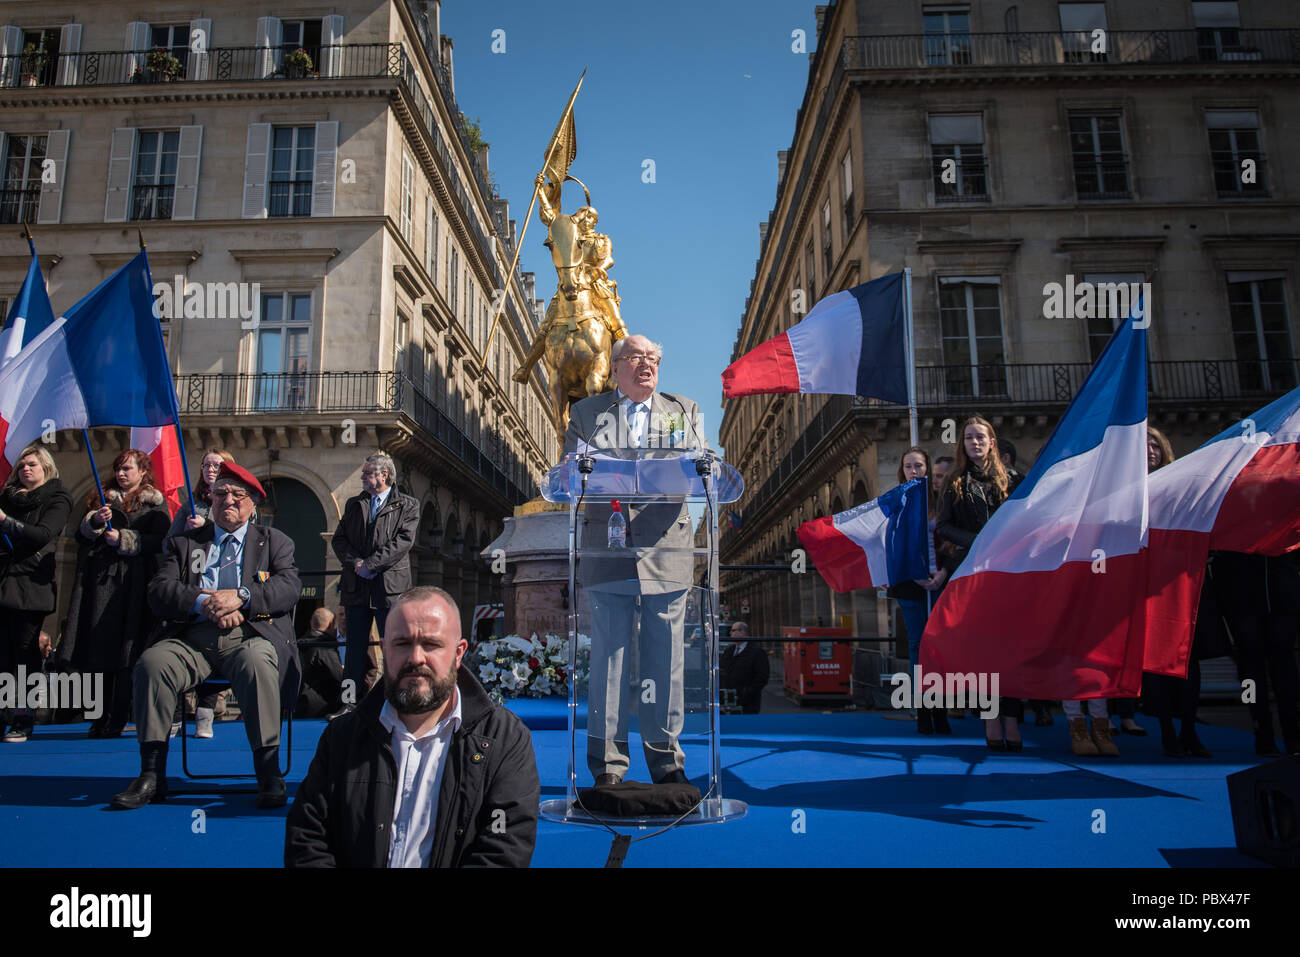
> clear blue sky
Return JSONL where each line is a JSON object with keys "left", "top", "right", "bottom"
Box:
{"left": 443, "top": 0, "right": 819, "bottom": 456}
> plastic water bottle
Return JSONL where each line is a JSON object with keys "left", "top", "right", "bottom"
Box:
{"left": 607, "top": 499, "right": 627, "bottom": 549}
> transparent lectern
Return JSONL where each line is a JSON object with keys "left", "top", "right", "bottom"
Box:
{"left": 539, "top": 449, "right": 745, "bottom": 826}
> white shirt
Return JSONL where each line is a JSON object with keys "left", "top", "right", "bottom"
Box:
{"left": 619, "top": 393, "right": 651, "bottom": 448}
{"left": 369, "top": 486, "right": 392, "bottom": 521}
{"left": 379, "top": 689, "right": 462, "bottom": 868}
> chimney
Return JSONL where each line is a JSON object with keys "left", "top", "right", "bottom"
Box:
{"left": 759, "top": 221, "right": 769, "bottom": 244}
{"left": 440, "top": 35, "right": 455, "bottom": 93}
{"left": 814, "top": 5, "right": 829, "bottom": 38}
{"left": 777, "top": 149, "right": 788, "bottom": 183}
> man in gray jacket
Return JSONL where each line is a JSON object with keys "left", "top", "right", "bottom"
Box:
{"left": 332, "top": 453, "right": 419, "bottom": 707}
{"left": 563, "top": 334, "right": 706, "bottom": 786}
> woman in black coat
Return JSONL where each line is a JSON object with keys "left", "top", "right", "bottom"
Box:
{"left": 935, "top": 415, "right": 1023, "bottom": 751}
{"left": 54, "top": 449, "right": 170, "bottom": 737}
{"left": 0, "top": 445, "right": 73, "bottom": 742}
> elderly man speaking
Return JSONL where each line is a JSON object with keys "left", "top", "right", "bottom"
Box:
{"left": 112, "top": 462, "right": 300, "bottom": 810}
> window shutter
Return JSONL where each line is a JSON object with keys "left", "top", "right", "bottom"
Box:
{"left": 256, "top": 17, "right": 283, "bottom": 79}
{"left": 36, "top": 129, "right": 70, "bottom": 224}
{"left": 104, "top": 127, "right": 136, "bottom": 223}
{"left": 242, "top": 123, "right": 271, "bottom": 218}
{"left": 2, "top": 26, "right": 24, "bottom": 86}
{"left": 312, "top": 121, "right": 338, "bottom": 217}
{"left": 322, "top": 15, "right": 344, "bottom": 77}
{"left": 188, "top": 18, "right": 212, "bottom": 81}
{"left": 124, "top": 22, "right": 150, "bottom": 81}
{"left": 172, "top": 125, "right": 204, "bottom": 220}
{"left": 57, "top": 24, "right": 82, "bottom": 85}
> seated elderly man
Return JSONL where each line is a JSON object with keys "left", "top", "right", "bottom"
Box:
{"left": 111, "top": 462, "right": 301, "bottom": 810}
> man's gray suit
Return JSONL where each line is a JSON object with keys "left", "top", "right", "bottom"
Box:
{"left": 563, "top": 389, "right": 706, "bottom": 781}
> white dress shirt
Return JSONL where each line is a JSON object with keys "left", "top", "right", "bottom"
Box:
{"left": 619, "top": 393, "right": 651, "bottom": 448}
{"left": 379, "top": 689, "right": 462, "bottom": 868}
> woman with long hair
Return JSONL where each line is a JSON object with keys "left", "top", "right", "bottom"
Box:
{"left": 1141, "top": 427, "right": 1213, "bottom": 758}
{"left": 936, "top": 415, "right": 1023, "bottom": 750}
{"left": 166, "top": 447, "right": 234, "bottom": 539}
{"left": 54, "top": 449, "right": 171, "bottom": 737}
{"left": 0, "top": 445, "right": 73, "bottom": 742}
{"left": 886, "top": 446, "right": 950, "bottom": 734}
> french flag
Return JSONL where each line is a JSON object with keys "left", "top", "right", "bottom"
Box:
{"left": 0, "top": 250, "right": 182, "bottom": 509}
{"left": 0, "top": 242, "right": 55, "bottom": 369}
{"left": 1142, "top": 386, "right": 1300, "bottom": 678}
{"left": 722, "top": 272, "right": 908, "bottom": 403}
{"left": 797, "top": 478, "right": 931, "bottom": 592}
{"left": 921, "top": 307, "right": 1150, "bottom": 699}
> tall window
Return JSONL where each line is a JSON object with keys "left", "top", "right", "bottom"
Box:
{"left": 1207, "top": 110, "right": 1267, "bottom": 197}
{"left": 281, "top": 19, "right": 323, "bottom": 72}
{"left": 841, "top": 150, "right": 854, "bottom": 238}
{"left": 256, "top": 292, "right": 312, "bottom": 409}
{"left": 821, "top": 199, "right": 833, "bottom": 276}
{"left": 149, "top": 24, "right": 190, "bottom": 78}
{"left": 400, "top": 153, "right": 414, "bottom": 242}
{"left": 269, "top": 126, "right": 314, "bottom": 216}
{"left": 923, "top": 7, "right": 971, "bottom": 66}
{"left": 131, "top": 130, "right": 179, "bottom": 221}
{"left": 938, "top": 277, "right": 1006, "bottom": 398}
{"left": 447, "top": 243, "right": 460, "bottom": 316}
{"left": 1058, "top": 3, "right": 1108, "bottom": 63}
{"left": 19, "top": 29, "right": 60, "bottom": 87}
{"left": 0, "top": 134, "right": 45, "bottom": 224}
{"left": 1069, "top": 113, "right": 1129, "bottom": 200}
{"left": 1193, "top": 2, "right": 1244, "bottom": 62}
{"left": 1227, "top": 273, "right": 1295, "bottom": 393}
{"left": 806, "top": 241, "right": 816, "bottom": 298}
{"left": 1083, "top": 273, "right": 1145, "bottom": 361}
{"left": 424, "top": 196, "right": 438, "bottom": 280}
{"left": 929, "top": 114, "right": 987, "bottom": 202}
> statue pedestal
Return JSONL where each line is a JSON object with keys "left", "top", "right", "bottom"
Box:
{"left": 482, "top": 498, "right": 572, "bottom": 638}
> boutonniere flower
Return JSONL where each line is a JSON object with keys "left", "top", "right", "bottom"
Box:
{"left": 663, "top": 411, "right": 685, "bottom": 434}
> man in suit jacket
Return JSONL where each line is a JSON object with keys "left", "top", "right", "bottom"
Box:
{"left": 332, "top": 452, "right": 419, "bottom": 705}
{"left": 111, "top": 462, "right": 301, "bottom": 810}
{"left": 562, "top": 334, "right": 707, "bottom": 786}
{"left": 719, "top": 620, "right": 769, "bottom": 714}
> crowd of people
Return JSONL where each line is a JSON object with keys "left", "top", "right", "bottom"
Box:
{"left": 886, "top": 415, "right": 1300, "bottom": 759}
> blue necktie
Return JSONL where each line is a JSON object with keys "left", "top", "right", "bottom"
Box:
{"left": 216, "top": 535, "right": 239, "bottom": 591}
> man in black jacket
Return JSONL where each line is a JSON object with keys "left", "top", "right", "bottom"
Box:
{"left": 285, "top": 586, "right": 540, "bottom": 867}
{"left": 331, "top": 453, "right": 419, "bottom": 706}
{"left": 113, "top": 462, "right": 301, "bottom": 810}
{"left": 719, "top": 621, "right": 769, "bottom": 714}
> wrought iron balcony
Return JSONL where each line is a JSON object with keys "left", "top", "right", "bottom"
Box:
{"left": 175, "top": 371, "right": 535, "bottom": 505}
{"left": 0, "top": 185, "right": 40, "bottom": 224}
{"left": 840, "top": 29, "right": 1300, "bottom": 71}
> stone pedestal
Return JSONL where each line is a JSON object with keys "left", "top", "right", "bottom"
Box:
{"left": 482, "top": 498, "right": 574, "bottom": 639}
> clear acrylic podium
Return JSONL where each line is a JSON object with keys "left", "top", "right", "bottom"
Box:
{"left": 538, "top": 449, "right": 745, "bottom": 827}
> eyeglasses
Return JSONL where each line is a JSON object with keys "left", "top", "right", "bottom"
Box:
{"left": 212, "top": 488, "right": 250, "bottom": 502}
{"left": 619, "top": 353, "right": 660, "bottom": 366}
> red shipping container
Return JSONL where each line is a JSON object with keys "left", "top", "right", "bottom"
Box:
{"left": 782, "top": 627, "right": 852, "bottom": 703}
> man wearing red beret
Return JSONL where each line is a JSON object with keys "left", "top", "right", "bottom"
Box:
{"left": 112, "top": 462, "right": 302, "bottom": 810}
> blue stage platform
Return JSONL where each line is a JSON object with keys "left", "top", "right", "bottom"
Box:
{"left": 0, "top": 703, "right": 1267, "bottom": 868}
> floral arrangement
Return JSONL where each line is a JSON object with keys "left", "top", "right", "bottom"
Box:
{"left": 144, "top": 47, "right": 182, "bottom": 78}
{"left": 470, "top": 633, "right": 590, "bottom": 702}
{"left": 284, "top": 47, "right": 315, "bottom": 74}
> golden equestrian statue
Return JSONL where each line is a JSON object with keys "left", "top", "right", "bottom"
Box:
{"left": 481, "top": 71, "right": 629, "bottom": 438}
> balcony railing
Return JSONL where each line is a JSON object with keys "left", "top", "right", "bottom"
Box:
{"left": 840, "top": 29, "right": 1300, "bottom": 71}
{"left": 176, "top": 371, "right": 534, "bottom": 505}
{"left": 734, "top": 358, "right": 1298, "bottom": 524}
{"left": 0, "top": 42, "right": 402, "bottom": 88}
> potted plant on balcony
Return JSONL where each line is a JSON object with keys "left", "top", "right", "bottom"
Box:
{"left": 19, "top": 43, "right": 47, "bottom": 86}
{"left": 144, "top": 47, "right": 182, "bottom": 81}
{"left": 284, "top": 47, "right": 314, "bottom": 78}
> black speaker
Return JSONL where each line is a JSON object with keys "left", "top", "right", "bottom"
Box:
{"left": 1227, "top": 755, "right": 1300, "bottom": 867}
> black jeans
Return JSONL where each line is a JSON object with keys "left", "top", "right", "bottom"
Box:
{"left": 1230, "top": 614, "right": 1300, "bottom": 740}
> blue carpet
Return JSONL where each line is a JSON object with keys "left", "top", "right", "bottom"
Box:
{"left": 0, "top": 711, "right": 1268, "bottom": 868}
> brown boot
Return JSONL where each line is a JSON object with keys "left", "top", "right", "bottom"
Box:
{"left": 1091, "top": 717, "right": 1120, "bottom": 757}
{"left": 1069, "top": 717, "right": 1099, "bottom": 756}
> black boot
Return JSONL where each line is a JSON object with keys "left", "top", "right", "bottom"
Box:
{"left": 1160, "top": 718, "right": 1185, "bottom": 758}
{"left": 111, "top": 742, "right": 168, "bottom": 809}
{"left": 1180, "top": 722, "right": 1212, "bottom": 759}
{"left": 932, "top": 705, "right": 952, "bottom": 735}
{"left": 254, "top": 746, "right": 286, "bottom": 808}
{"left": 916, "top": 706, "right": 934, "bottom": 735}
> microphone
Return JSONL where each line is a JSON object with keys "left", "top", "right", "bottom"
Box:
{"left": 577, "top": 393, "right": 624, "bottom": 474}
{"left": 667, "top": 394, "right": 715, "bottom": 477}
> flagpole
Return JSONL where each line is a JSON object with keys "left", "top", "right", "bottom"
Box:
{"left": 82, "top": 428, "right": 112, "bottom": 531}
{"left": 904, "top": 267, "right": 918, "bottom": 447}
{"left": 138, "top": 231, "right": 197, "bottom": 519}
